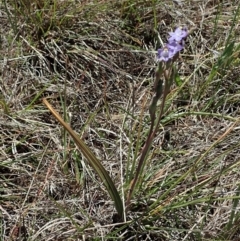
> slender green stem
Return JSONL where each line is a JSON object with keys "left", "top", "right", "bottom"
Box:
{"left": 126, "top": 67, "right": 170, "bottom": 207}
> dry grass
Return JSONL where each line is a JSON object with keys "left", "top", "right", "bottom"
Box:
{"left": 1, "top": 0, "right": 240, "bottom": 240}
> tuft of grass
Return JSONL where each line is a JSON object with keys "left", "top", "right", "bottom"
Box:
{"left": 1, "top": 0, "right": 240, "bottom": 240}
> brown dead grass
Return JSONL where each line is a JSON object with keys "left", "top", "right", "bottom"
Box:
{"left": 1, "top": 0, "right": 240, "bottom": 240}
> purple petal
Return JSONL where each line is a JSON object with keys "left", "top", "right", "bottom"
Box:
{"left": 168, "top": 27, "right": 188, "bottom": 42}
{"left": 168, "top": 41, "right": 183, "bottom": 52}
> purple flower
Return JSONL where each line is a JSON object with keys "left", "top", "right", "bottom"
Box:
{"left": 157, "top": 41, "right": 183, "bottom": 62}
{"left": 168, "top": 40, "right": 183, "bottom": 52}
{"left": 168, "top": 27, "right": 188, "bottom": 42}
{"left": 157, "top": 26, "right": 188, "bottom": 62}
{"left": 157, "top": 45, "right": 174, "bottom": 62}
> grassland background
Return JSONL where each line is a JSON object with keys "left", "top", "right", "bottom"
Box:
{"left": 0, "top": 0, "right": 240, "bottom": 240}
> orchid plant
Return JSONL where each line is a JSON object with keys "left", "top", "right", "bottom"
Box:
{"left": 43, "top": 26, "right": 189, "bottom": 219}
{"left": 126, "top": 26, "right": 188, "bottom": 206}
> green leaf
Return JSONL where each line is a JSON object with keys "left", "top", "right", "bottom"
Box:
{"left": 174, "top": 71, "right": 183, "bottom": 87}
{"left": 43, "top": 98, "right": 124, "bottom": 219}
